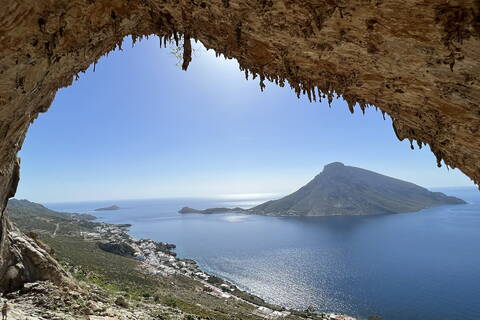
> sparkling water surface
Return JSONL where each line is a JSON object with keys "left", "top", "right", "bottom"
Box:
{"left": 47, "top": 187, "right": 480, "bottom": 320}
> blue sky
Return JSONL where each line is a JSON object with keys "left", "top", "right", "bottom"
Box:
{"left": 15, "top": 37, "right": 473, "bottom": 202}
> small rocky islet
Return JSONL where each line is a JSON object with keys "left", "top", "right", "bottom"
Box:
{"left": 94, "top": 205, "right": 121, "bottom": 211}
{"left": 179, "top": 206, "right": 248, "bottom": 214}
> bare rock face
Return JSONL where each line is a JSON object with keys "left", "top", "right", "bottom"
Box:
{"left": 0, "top": 216, "right": 69, "bottom": 292}
{"left": 0, "top": 0, "right": 479, "bottom": 288}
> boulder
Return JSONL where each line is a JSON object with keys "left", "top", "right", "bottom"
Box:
{"left": 115, "top": 296, "right": 129, "bottom": 308}
{"left": 97, "top": 242, "right": 136, "bottom": 258}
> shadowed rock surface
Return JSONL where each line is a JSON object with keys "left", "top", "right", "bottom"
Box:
{"left": 252, "top": 162, "right": 466, "bottom": 216}
{"left": 97, "top": 242, "right": 136, "bottom": 258}
{"left": 0, "top": 0, "right": 479, "bottom": 290}
{"left": 0, "top": 218, "right": 71, "bottom": 293}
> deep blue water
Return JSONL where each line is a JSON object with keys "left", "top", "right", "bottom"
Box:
{"left": 47, "top": 187, "right": 480, "bottom": 320}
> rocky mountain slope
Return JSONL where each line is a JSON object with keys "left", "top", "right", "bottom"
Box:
{"left": 181, "top": 163, "right": 465, "bottom": 216}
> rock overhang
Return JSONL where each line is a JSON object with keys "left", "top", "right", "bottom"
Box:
{"left": 1, "top": 0, "right": 479, "bottom": 185}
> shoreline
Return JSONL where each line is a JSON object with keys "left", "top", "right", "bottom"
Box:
{"left": 90, "top": 217, "right": 357, "bottom": 320}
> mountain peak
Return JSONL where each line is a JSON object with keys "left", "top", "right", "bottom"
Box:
{"left": 323, "top": 162, "right": 345, "bottom": 171}
{"left": 252, "top": 163, "right": 465, "bottom": 216}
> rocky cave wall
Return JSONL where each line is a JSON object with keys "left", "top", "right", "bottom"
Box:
{"left": 0, "top": 0, "right": 479, "bottom": 290}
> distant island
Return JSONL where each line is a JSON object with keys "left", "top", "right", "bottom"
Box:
{"left": 179, "top": 162, "right": 466, "bottom": 216}
{"left": 94, "top": 205, "right": 121, "bottom": 211}
{"left": 179, "top": 207, "right": 249, "bottom": 214}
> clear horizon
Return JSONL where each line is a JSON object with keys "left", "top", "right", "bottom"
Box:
{"left": 17, "top": 175, "right": 477, "bottom": 205}
{"left": 15, "top": 36, "right": 474, "bottom": 203}
{"left": 26, "top": 184, "right": 474, "bottom": 206}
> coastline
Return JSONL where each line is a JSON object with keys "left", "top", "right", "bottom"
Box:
{"left": 91, "top": 217, "right": 357, "bottom": 320}
{"left": 178, "top": 201, "right": 468, "bottom": 217}
{"left": 8, "top": 192, "right": 480, "bottom": 320}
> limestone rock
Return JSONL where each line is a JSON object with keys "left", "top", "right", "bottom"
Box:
{"left": 114, "top": 296, "right": 129, "bottom": 308}
{"left": 0, "top": 217, "right": 71, "bottom": 293}
{"left": 97, "top": 242, "right": 136, "bottom": 258}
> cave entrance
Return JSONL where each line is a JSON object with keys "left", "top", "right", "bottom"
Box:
{"left": 6, "top": 34, "right": 479, "bottom": 320}
{"left": 16, "top": 36, "right": 472, "bottom": 202}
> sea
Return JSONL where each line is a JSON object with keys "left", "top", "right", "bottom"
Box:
{"left": 46, "top": 187, "right": 480, "bottom": 320}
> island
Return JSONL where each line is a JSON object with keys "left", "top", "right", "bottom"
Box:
{"left": 179, "top": 207, "right": 249, "bottom": 214}
{"left": 94, "top": 205, "right": 121, "bottom": 211}
{"left": 179, "top": 162, "right": 466, "bottom": 216}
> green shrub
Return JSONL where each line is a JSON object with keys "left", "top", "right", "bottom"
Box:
{"left": 162, "top": 295, "right": 178, "bottom": 308}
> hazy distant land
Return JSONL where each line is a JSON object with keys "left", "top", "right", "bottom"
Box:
{"left": 94, "top": 205, "right": 121, "bottom": 211}
{"left": 179, "top": 207, "right": 249, "bottom": 214}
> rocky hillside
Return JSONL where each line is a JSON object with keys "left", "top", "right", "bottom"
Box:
{"left": 3, "top": 199, "right": 357, "bottom": 320}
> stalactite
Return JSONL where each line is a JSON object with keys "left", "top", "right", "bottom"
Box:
{"left": 327, "top": 92, "right": 333, "bottom": 107}
{"left": 408, "top": 138, "right": 414, "bottom": 150}
{"left": 114, "top": 37, "right": 124, "bottom": 51}
{"left": 173, "top": 32, "right": 179, "bottom": 47}
{"left": 360, "top": 104, "right": 366, "bottom": 114}
{"left": 259, "top": 74, "right": 266, "bottom": 92}
{"left": 348, "top": 102, "right": 355, "bottom": 114}
{"left": 182, "top": 34, "right": 192, "bottom": 71}
{"left": 392, "top": 120, "right": 402, "bottom": 141}
{"left": 435, "top": 151, "right": 443, "bottom": 168}
{"left": 294, "top": 85, "right": 301, "bottom": 98}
